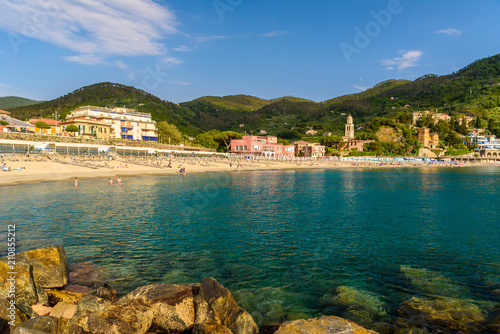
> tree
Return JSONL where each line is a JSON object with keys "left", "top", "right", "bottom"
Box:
{"left": 35, "top": 121, "right": 50, "bottom": 129}
{"left": 0, "top": 120, "right": 8, "bottom": 126}
{"left": 277, "top": 130, "right": 301, "bottom": 141}
{"left": 475, "top": 115, "right": 481, "bottom": 129}
{"left": 157, "top": 121, "right": 182, "bottom": 144}
{"left": 488, "top": 118, "right": 496, "bottom": 133}
{"left": 65, "top": 125, "right": 79, "bottom": 132}
{"left": 213, "top": 131, "right": 243, "bottom": 152}
{"left": 321, "top": 135, "right": 342, "bottom": 147}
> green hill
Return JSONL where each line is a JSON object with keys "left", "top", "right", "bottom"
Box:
{"left": 0, "top": 96, "right": 42, "bottom": 109}
{"left": 7, "top": 54, "right": 500, "bottom": 138}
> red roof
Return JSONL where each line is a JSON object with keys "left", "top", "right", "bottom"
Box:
{"left": 29, "top": 118, "right": 59, "bottom": 126}
{"left": 0, "top": 110, "right": 11, "bottom": 115}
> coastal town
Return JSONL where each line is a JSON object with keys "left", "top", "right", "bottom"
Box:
{"left": 1, "top": 106, "right": 499, "bottom": 161}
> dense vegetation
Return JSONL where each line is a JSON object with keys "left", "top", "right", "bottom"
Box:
{"left": 5, "top": 54, "right": 500, "bottom": 153}
{"left": 0, "top": 96, "right": 41, "bottom": 109}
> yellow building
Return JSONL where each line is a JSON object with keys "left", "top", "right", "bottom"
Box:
{"left": 59, "top": 118, "right": 111, "bottom": 140}
{"left": 418, "top": 128, "right": 439, "bottom": 148}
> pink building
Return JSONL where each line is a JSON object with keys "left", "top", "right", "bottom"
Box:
{"left": 230, "top": 135, "right": 295, "bottom": 157}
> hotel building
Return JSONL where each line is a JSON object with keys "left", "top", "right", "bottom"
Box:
{"left": 61, "top": 106, "right": 158, "bottom": 141}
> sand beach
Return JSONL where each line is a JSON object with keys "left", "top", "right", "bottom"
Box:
{"left": 0, "top": 153, "right": 497, "bottom": 186}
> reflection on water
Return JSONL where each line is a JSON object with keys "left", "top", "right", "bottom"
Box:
{"left": 1, "top": 167, "right": 499, "bottom": 329}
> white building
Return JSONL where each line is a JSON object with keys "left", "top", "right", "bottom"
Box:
{"left": 65, "top": 106, "right": 158, "bottom": 141}
{"left": 469, "top": 134, "right": 500, "bottom": 150}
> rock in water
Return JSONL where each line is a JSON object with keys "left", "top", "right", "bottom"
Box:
{"left": 118, "top": 283, "right": 198, "bottom": 332}
{"left": 274, "top": 316, "right": 378, "bottom": 334}
{"left": 23, "top": 245, "right": 68, "bottom": 288}
{"left": 322, "top": 286, "right": 387, "bottom": 326}
{"left": 87, "top": 283, "right": 116, "bottom": 302}
{"left": 199, "top": 277, "right": 259, "bottom": 334}
{"left": 395, "top": 296, "right": 488, "bottom": 333}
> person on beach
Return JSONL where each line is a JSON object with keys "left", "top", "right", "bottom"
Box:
{"left": 74, "top": 177, "right": 78, "bottom": 188}
{"left": 109, "top": 178, "right": 113, "bottom": 185}
{"left": 117, "top": 176, "right": 122, "bottom": 185}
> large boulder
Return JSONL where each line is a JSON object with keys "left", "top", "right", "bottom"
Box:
{"left": 70, "top": 295, "right": 112, "bottom": 331}
{"left": 119, "top": 283, "right": 199, "bottom": 333}
{"left": 12, "top": 316, "right": 58, "bottom": 334}
{"left": 0, "top": 296, "right": 28, "bottom": 330}
{"left": 198, "top": 277, "right": 258, "bottom": 334}
{"left": 21, "top": 245, "right": 68, "bottom": 288}
{"left": 87, "top": 300, "right": 154, "bottom": 334}
{"left": 395, "top": 296, "right": 488, "bottom": 333}
{"left": 0, "top": 258, "right": 37, "bottom": 305}
{"left": 274, "top": 316, "right": 378, "bottom": 334}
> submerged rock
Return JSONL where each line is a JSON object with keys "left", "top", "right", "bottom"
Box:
{"left": 395, "top": 296, "right": 488, "bottom": 333}
{"left": 400, "top": 265, "right": 464, "bottom": 298}
{"left": 87, "top": 283, "right": 116, "bottom": 302}
{"left": 274, "top": 315, "right": 378, "bottom": 334}
{"left": 68, "top": 262, "right": 106, "bottom": 287}
{"left": 321, "top": 286, "right": 387, "bottom": 326}
{"left": 234, "top": 286, "right": 311, "bottom": 326}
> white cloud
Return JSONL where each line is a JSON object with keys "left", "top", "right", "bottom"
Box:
{"left": 353, "top": 84, "right": 370, "bottom": 91}
{"left": 173, "top": 45, "right": 191, "bottom": 52}
{"left": 65, "top": 54, "right": 106, "bottom": 65}
{"left": 261, "top": 31, "right": 288, "bottom": 38}
{"left": 159, "top": 57, "right": 183, "bottom": 69}
{"left": 195, "top": 35, "right": 228, "bottom": 42}
{"left": 114, "top": 60, "right": 129, "bottom": 70}
{"left": 0, "top": 83, "right": 9, "bottom": 88}
{"left": 171, "top": 80, "right": 190, "bottom": 86}
{"left": 0, "top": 0, "right": 178, "bottom": 63}
{"left": 381, "top": 50, "right": 423, "bottom": 70}
{"left": 436, "top": 28, "right": 462, "bottom": 36}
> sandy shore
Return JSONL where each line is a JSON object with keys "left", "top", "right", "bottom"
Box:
{"left": 0, "top": 156, "right": 496, "bottom": 186}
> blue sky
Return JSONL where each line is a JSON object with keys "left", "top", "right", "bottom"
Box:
{"left": 0, "top": 0, "right": 499, "bottom": 103}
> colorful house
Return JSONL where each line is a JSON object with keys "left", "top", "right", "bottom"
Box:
{"left": 292, "top": 140, "right": 326, "bottom": 157}
{"left": 29, "top": 118, "right": 61, "bottom": 135}
{"left": 230, "top": 135, "right": 295, "bottom": 157}
{"left": 65, "top": 106, "right": 158, "bottom": 141}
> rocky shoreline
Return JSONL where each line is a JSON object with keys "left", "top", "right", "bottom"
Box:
{"left": 1, "top": 245, "right": 499, "bottom": 333}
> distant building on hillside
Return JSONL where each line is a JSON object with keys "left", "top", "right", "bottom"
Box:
{"left": 62, "top": 106, "right": 158, "bottom": 141}
{"left": 417, "top": 127, "right": 439, "bottom": 149}
{"left": 230, "top": 135, "right": 295, "bottom": 157}
{"left": 305, "top": 129, "right": 318, "bottom": 136}
{"left": 412, "top": 110, "right": 451, "bottom": 125}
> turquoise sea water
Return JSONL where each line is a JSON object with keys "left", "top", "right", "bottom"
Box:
{"left": 1, "top": 167, "right": 499, "bottom": 328}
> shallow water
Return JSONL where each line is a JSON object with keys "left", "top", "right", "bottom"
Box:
{"left": 1, "top": 167, "right": 499, "bottom": 327}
